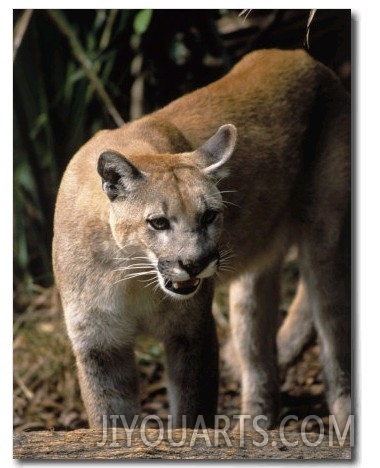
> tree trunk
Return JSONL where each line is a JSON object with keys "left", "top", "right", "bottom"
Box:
{"left": 13, "top": 428, "right": 352, "bottom": 460}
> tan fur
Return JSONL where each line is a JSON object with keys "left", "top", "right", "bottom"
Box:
{"left": 53, "top": 49, "right": 351, "bottom": 430}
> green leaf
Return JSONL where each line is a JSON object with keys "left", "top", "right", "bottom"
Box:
{"left": 133, "top": 9, "right": 152, "bottom": 35}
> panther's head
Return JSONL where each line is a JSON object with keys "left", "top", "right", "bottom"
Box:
{"left": 97, "top": 124, "right": 237, "bottom": 299}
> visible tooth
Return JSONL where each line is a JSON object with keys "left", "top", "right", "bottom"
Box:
{"left": 172, "top": 279, "right": 200, "bottom": 290}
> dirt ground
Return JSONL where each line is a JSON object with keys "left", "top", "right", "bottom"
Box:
{"left": 13, "top": 255, "right": 329, "bottom": 435}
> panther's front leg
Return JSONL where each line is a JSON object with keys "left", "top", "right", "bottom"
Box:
{"left": 63, "top": 295, "right": 141, "bottom": 429}
{"left": 75, "top": 344, "right": 140, "bottom": 428}
{"left": 162, "top": 281, "right": 219, "bottom": 428}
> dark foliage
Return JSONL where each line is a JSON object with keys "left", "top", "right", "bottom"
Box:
{"left": 13, "top": 9, "right": 350, "bottom": 287}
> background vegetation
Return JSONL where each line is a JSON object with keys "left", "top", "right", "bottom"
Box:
{"left": 13, "top": 9, "right": 351, "bottom": 431}
{"left": 13, "top": 8, "right": 350, "bottom": 294}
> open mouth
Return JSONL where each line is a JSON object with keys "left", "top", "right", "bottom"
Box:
{"left": 164, "top": 278, "right": 201, "bottom": 296}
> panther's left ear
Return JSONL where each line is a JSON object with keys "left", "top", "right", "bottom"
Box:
{"left": 192, "top": 124, "right": 237, "bottom": 178}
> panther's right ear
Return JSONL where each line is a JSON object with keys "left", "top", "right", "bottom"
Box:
{"left": 97, "top": 151, "right": 145, "bottom": 201}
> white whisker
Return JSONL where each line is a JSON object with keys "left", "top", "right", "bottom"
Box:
{"left": 112, "top": 270, "right": 157, "bottom": 285}
{"left": 218, "top": 189, "right": 238, "bottom": 195}
{"left": 220, "top": 251, "right": 237, "bottom": 261}
{"left": 126, "top": 270, "right": 157, "bottom": 278}
{"left": 216, "top": 244, "right": 237, "bottom": 278}
{"left": 135, "top": 259, "right": 153, "bottom": 262}
{"left": 219, "top": 265, "right": 237, "bottom": 273}
{"left": 204, "top": 190, "right": 240, "bottom": 210}
{"left": 220, "top": 248, "right": 236, "bottom": 259}
{"left": 114, "top": 265, "right": 154, "bottom": 271}
{"left": 113, "top": 255, "right": 153, "bottom": 262}
{"left": 138, "top": 275, "right": 160, "bottom": 283}
{"left": 143, "top": 278, "right": 160, "bottom": 289}
{"left": 222, "top": 200, "right": 241, "bottom": 209}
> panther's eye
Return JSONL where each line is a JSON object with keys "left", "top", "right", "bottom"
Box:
{"left": 147, "top": 217, "right": 170, "bottom": 231}
{"left": 201, "top": 209, "right": 219, "bottom": 227}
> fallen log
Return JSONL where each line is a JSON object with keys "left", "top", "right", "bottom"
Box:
{"left": 13, "top": 428, "right": 352, "bottom": 460}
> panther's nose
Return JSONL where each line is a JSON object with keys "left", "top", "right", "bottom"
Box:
{"left": 179, "top": 252, "right": 219, "bottom": 278}
{"left": 178, "top": 260, "right": 202, "bottom": 278}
